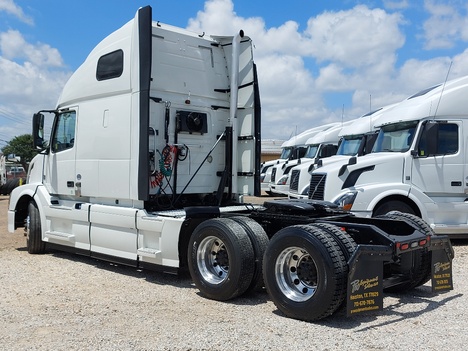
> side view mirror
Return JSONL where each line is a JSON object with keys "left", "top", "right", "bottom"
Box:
{"left": 424, "top": 121, "right": 439, "bottom": 156}
{"left": 32, "top": 112, "right": 45, "bottom": 149}
{"left": 338, "top": 156, "right": 357, "bottom": 177}
{"left": 7, "top": 154, "right": 21, "bottom": 162}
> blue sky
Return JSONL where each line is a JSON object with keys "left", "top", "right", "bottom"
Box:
{"left": 2, "top": 0, "right": 468, "bottom": 144}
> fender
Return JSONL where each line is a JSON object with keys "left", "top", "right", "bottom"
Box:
{"left": 346, "top": 183, "right": 428, "bottom": 221}
{"left": 363, "top": 184, "right": 411, "bottom": 212}
{"left": 8, "top": 183, "right": 42, "bottom": 233}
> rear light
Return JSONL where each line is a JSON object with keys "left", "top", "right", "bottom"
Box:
{"left": 396, "top": 237, "right": 429, "bottom": 251}
{"left": 396, "top": 242, "right": 410, "bottom": 251}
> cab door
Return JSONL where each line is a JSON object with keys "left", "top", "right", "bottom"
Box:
{"left": 411, "top": 120, "right": 468, "bottom": 226}
{"left": 44, "top": 109, "right": 77, "bottom": 196}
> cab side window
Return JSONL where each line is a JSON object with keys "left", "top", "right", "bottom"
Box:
{"left": 51, "top": 111, "right": 76, "bottom": 153}
{"left": 418, "top": 123, "right": 458, "bottom": 156}
{"left": 96, "top": 49, "right": 124, "bottom": 81}
{"left": 438, "top": 124, "right": 458, "bottom": 154}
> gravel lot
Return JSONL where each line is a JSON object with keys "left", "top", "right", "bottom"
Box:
{"left": 1, "top": 195, "right": 467, "bottom": 351}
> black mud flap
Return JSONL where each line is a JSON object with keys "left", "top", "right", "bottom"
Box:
{"left": 346, "top": 245, "right": 390, "bottom": 317}
{"left": 431, "top": 244, "right": 454, "bottom": 293}
{"left": 430, "top": 235, "right": 454, "bottom": 293}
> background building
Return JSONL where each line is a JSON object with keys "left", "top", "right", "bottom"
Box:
{"left": 260, "top": 139, "right": 285, "bottom": 163}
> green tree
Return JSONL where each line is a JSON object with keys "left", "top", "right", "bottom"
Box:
{"left": 1, "top": 134, "right": 38, "bottom": 171}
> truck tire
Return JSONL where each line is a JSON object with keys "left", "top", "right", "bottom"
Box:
{"left": 3, "top": 178, "right": 17, "bottom": 195}
{"left": 230, "top": 216, "right": 269, "bottom": 292}
{"left": 313, "top": 223, "right": 357, "bottom": 261}
{"left": 263, "top": 225, "right": 347, "bottom": 321}
{"left": 188, "top": 218, "right": 255, "bottom": 301}
{"left": 27, "top": 201, "right": 46, "bottom": 254}
{"left": 380, "top": 211, "right": 432, "bottom": 291}
{"left": 373, "top": 200, "right": 415, "bottom": 217}
{"left": 310, "top": 223, "right": 357, "bottom": 310}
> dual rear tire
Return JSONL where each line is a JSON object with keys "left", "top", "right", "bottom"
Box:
{"left": 263, "top": 224, "right": 355, "bottom": 322}
{"left": 188, "top": 218, "right": 356, "bottom": 322}
{"left": 187, "top": 217, "right": 268, "bottom": 301}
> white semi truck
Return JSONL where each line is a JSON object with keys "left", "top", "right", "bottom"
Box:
{"left": 289, "top": 106, "right": 395, "bottom": 199}
{"left": 261, "top": 123, "right": 339, "bottom": 195}
{"left": 310, "top": 75, "right": 468, "bottom": 238}
{"left": 260, "top": 144, "right": 301, "bottom": 195}
{"left": 8, "top": 6, "right": 454, "bottom": 322}
{"left": 270, "top": 122, "right": 346, "bottom": 196}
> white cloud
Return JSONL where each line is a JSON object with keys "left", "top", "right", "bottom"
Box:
{"left": 0, "top": 0, "right": 33, "bottom": 25}
{"left": 187, "top": 1, "right": 412, "bottom": 138}
{"left": 0, "top": 29, "right": 71, "bottom": 138}
{"left": 423, "top": 0, "right": 468, "bottom": 49}
{"left": 0, "top": 30, "right": 64, "bottom": 67}
{"left": 304, "top": 5, "right": 405, "bottom": 68}
{"left": 3, "top": 0, "right": 468, "bottom": 142}
{"left": 0, "top": 56, "right": 68, "bottom": 104}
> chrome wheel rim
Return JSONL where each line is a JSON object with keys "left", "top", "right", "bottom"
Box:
{"left": 275, "top": 246, "right": 318, "bottom": 302}
{"left": 197, "top": 236, "right": 229, "bottom": 285}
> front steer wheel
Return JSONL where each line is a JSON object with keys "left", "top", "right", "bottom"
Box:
{"left": 27, "top": 201, "right": 46, "bottom": 254}
{"left": 188, "top": 218, "right": 254, "bottom": 301}
{"left": 263, "top": 225, "right": 348, "bottom": 322}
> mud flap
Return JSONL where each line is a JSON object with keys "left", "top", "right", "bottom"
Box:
{"left": 346, "top": 245, "right": 390, "bottom": 316}
{"left": 431, "top": 245, "right": 454, "bottom": 293}
{"left": 429, "top": 235, "right": 454, "bottom": 293}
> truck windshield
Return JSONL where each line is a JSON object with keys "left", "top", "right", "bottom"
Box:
{"left": 280, "top": 146, "right": 307, "bottom": 160}
{"left": 304, "top": 144, "right": 319, "bottom": 158}
{"left": 337, "top": 136, "right": 362, "bottom": 156}
{"left": 373, "top": 120, "right": 418, "bottom": 153}
{"left": 280, "top": 147, "right": 293, "bottom": 159}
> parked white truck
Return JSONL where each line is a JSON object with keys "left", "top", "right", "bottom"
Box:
{"left": 289, "top": 106, "right": 394, "bottom": 199}
{"left": 260, "top": 130, "right": 314, "bottom": 195}
{"left": 0, "top": 155, "right": 26, "bottom": 195}
{"left": 310, "top": 75, "right": 468, "bottom": 238}
{"left": 261, "top": 124, "right": 339, "bottom": 195}
{"left": 270, "top": 122, "right": 346, "bottom": 196}
{"left": 8, "top": 6, "right": 454, "bottom": 322}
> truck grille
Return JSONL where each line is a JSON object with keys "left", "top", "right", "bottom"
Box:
{"left": 290, "top": 169, "right": 300, "bottom": 191}
{"left": 308, "top": 174, "right": 326, "bottom": 200}
{"left": 271, "top": 168, "right": 277, "bottom": 182}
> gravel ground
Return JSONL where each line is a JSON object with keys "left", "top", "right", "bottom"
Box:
{"left": 1, "top": 195, "right": 467, "bottom": 351}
